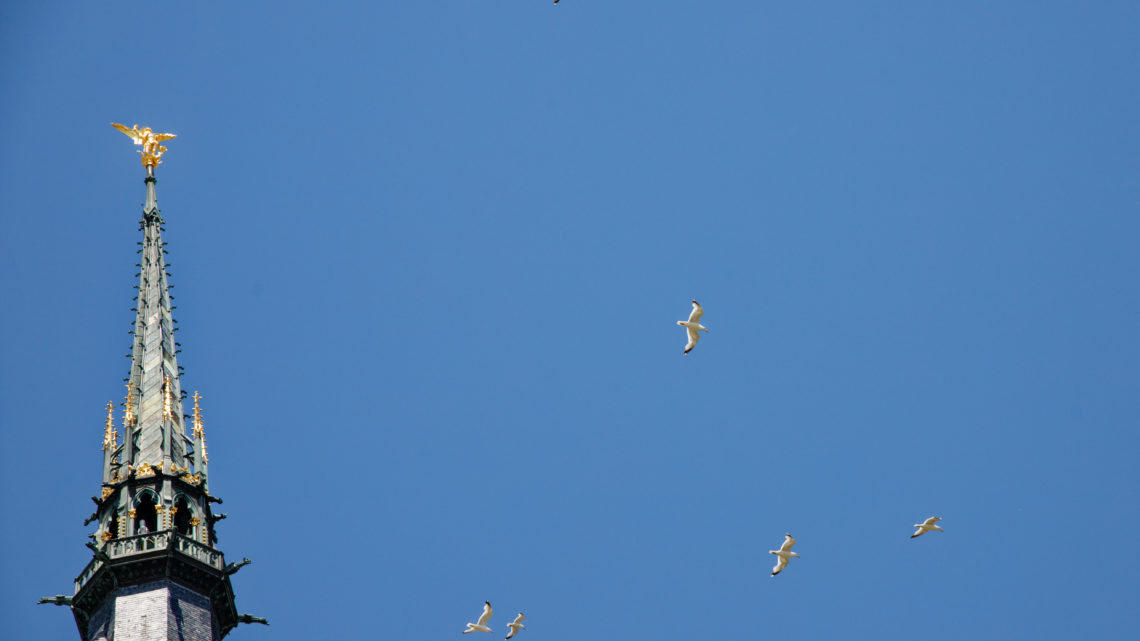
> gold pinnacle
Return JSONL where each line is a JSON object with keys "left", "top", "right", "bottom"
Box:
{"left": 102, "top": 401, "right": 118, "bottom": 451}
{"left": 192, "top": 391, "right": 208, "bottom": 464}
{"left": 123, "top": 381, "right": 136, "bottom": 429}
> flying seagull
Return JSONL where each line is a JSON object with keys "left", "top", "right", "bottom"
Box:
{"left": 463, "top": 601, "right": 493, "bottom": 634}
{"left": 911, "top": 516, "right": 943, "bottom": 539}
{"left": 769, "top": 533, "right": 799, "bottom": 576}
{"left": 677, "top": 300, "right": 709, "bottom": 354}
{"left": 505, "top": 613, "right": 525, "bottom": 639}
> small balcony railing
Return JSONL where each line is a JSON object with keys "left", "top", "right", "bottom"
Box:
{"left": 74, "top": 530, "right": 224, "bottom": 593}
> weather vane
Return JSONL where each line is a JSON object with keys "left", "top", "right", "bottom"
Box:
{"left": 111, "top": 123, "right": 176, "bottom": 175}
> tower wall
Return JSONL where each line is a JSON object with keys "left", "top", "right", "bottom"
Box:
{"left": 85, "top": 581, "right": 218, "bottom": 641}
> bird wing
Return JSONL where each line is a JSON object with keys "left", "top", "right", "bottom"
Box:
{"left": 511, "top": 614, "right": 525, "bottom": 625}
{"left": 477, "top": 602, "right": 493, "bottom": 626}
{"left": 772, "top": 555, "right": 788, "bottom": 575}
{"left": 911, "top": 527, "right": 924, "bottom": 538}
{"left": 687, "top": 300, "right": 704, "bottom": 323}
{"left": 506, "top": 630, "right": 516, "bottom": 640}
{"left": 684, "top": 327, "right": 700, "bottom": 353}
{"left": 923, "top": 516, "right": 941, "bottom": 526}
{"left": 111, "top": 122, "right": 142, "bottom": 143}
{"left": 780, "top": 534, "right": 796, "bottom": 552}
{"left": 153, "top": 133, "right": 177, "bottom": 142}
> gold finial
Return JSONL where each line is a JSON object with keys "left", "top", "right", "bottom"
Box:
{"left": 192, "top": 391, "right": 208, "bottom": 464}
{"left": 123, "top": 381, "right": 136, "bottom": 429}
{"left": 162, "top": 376, "right": 173, "bottom": 422}
{"left": 102, "top": 401, "right": 118, "bottom": 451}
{"left": 111, "top": 123, "right": 176, "bottom": 172}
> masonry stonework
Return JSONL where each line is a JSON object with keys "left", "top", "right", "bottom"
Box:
{"left": 85, "top": 581, "right": 218, "bottom": 641}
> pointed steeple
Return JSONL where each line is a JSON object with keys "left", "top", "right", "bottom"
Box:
{"left": 122, "top": 174, "right": 192, "bottom": 477}
{"left": 43, "top": 129, "right": 266, "bottom": 640}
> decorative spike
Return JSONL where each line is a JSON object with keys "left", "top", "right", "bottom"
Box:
{"left": 102, "top": 401, "right": 118, "bottom": 451}
{"left": 123, "top": 381, "right": 136, "bottom": 429}
{"left": 192, "top": 391, "right": 208, "bottom": 464}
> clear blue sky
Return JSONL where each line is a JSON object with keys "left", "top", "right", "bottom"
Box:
{"left": 2, "top": 2, "right": 1138, "bottom": 639}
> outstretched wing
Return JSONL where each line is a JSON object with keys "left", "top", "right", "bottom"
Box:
{"left": 683, "top": 327, "right": 700, "bottom": 354}
{"left": 111, "top": 122, "right": 142, "bottom": 143}
{"left": 922, "top": 516, "right": 941, "bottom": 526}
{"left": 477, "top": 602, "right": 493, "bottom": 627}
{"left": 687, "top": 300, "right": 704, "bottom": 323}
{"left": 153, "top": 133, "right": 177, "bottom": 142}
{"left": 780, "top": 534, "right": 796, "bottom": 553}
{"left": 771, "top": 555, "right": 788, "bottom": 576}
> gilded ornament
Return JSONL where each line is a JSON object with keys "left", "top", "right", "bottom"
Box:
{"left": 101, "top": 531, "right": 113, "bottom": 542}
{"left": 136, "top": 462, "right": 155, "bottom": 478}
{"left": 123, "top": 381, "right": 136, "bottom": 428}
{"left": 101, "top": 487, "right": 114, "bottom": 500}
{"left": 102, "top": 401, "right": 118, "bottom": 451}
{"left": 189, "top": 516, "right": 200, "bottom": 526}
{"left": 192, "top": 391, "right": 209, "bottom": 463}
{"left": 128, "top": 509, "right": 137, "bottom": 519}
{"left": 111, "top": 123, "right": 176, "bottom": 172}
{"left": 162, "top": 376, "right": 173, "bottom": 422}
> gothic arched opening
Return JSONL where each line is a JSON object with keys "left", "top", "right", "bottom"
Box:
{"left": 173, "top": 496, "right": 192, "bottom": 536}
{"left": 134, "top": 493, "right": 158, "bottom": 534}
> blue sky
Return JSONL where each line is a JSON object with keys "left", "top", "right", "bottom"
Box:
{"left": 2, "top": 2, "right": 1139, "bottom": 639}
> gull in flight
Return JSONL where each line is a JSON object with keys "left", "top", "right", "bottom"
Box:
{"left": 911, "top": 516, "right": 944, "bottom": 539}
{"left": 505, "top": 613, "right": 525, "bottom": 639}
{"left": 769, "top": 533, "right": 799, "bottom": 576}
{"left": 677, "top": 300, "right": 709, "bottom": 354}
{"left": 463, "top": 602, "right": 493, "bottom": 634}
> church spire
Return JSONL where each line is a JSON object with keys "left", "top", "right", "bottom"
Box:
{"left": 122, "top": 171, "right": 192, "bottom": 479}
{"left": 41, "top": 126, "right": 266, "bottom": 639}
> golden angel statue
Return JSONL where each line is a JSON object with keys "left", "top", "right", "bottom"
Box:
{"left": 111, "top": 123, "right": 177, "bottom": 172}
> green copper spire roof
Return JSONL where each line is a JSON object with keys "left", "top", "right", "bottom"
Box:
{"left": 123, "top": 175, "right": 193, "bottom": 476}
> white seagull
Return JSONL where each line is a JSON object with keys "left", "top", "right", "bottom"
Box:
{"left": 463, "top": 601, "right": 493, "bottom": 634}
{"left": 911, "top": 516, "right": 944, "bottom": 539}
{"left": 769, "top": 533, "right": 799, "bottom": 576}
{"left": 677, "top": 300, "right": 709, "bottom": 354}
{"left": 505, "top": 613, "right": 525, "bottom": 639}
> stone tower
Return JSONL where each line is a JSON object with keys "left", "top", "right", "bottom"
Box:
{"left": 41, "top": 134, "right": 266, "bottom": 639}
